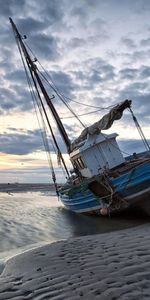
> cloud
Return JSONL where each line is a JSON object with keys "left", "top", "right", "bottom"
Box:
{"left": 0, "top": 125, "right": 72, "bottom": 156}
{"left": 140, "top": 66, "right": 150, "bottom": 79}
{"left": 116, "top": 79, "right": 150, "bottom": 124}
{"left": 17, "top": 17, "right": 47, "bottom": 34}
{"left": 0, "top": 85, "right": 33, "bottom": 113}
{"left": 6, "top": 70, "right": 27, "bottom": 83}
{"left": 0, "top": 0, "right": 150, "bottom": 183}
{"left": 121, "top": 37, "right": 136, "bottom": 49}
{"left": 0, "top": 129, "right": 43, "bottom": 155}
{"left": 27, "top": 33, "right": 60, "bottom": 61}
{"left": 48, "top": 70, "right": 77, "bottom": 98}
{"left": 69, "top": 37, "right": 85, "bottom": 49}
{"left": 118, "top": 138, "right": 150, "bottom": 155}
{"left": 126, "top": 49, "right": 150, "bottom": 63}
{"left": 119, "top": 68, "right": 138, "bottom": 80}
{"left": 38, "top": 0, "right": 65, "bottom": 26}
{"left": 0, "top": 0, "right": 25, "bottom": 17}
{"left": 71, "top": 57, "right": 116, "bottom": 92}
{"left": 140, "top": 37, "right": 150, "bottom": 47}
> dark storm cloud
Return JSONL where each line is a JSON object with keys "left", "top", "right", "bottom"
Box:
{"left": 69, "top": 37, "right": 85, "bottom": 49}
{"left": 0, "top": 61, "right": 14, "bottom": 73}
{"left": 87, "top": 58, "right": 116, "bottom": 79}
{"left": 6, "top": 70, "right": 27, "bottom": 83}
{"left": 14, "top": 15, "right": 60, "bottom": 60}
{"left": 1, "top": 70, "right": 77, "bottom": 115}
{"left": 17, "top": 17, "right": 47, "bottom": 34}
{"left": 70, "top": 4, "right": 107, "bottom": 30}
{"left": 72, "top": 58, "right": 116, "bottom": 90}
{"left": 49, "top": 70, "right": 77, "bottom": 97}
{"left": 1, "top": 1, "right": 149, "bottom": 134}
{"left": 140, "top": 37, "right": 150, "bottom": 47}
{"left": 140, "top": 66, "right": 150, "bottom": 79}
{"left": 38, "top": 0, "right": 64, "bottom": 25}
{"left": 121, "top": 37, "right": 136, "bottom": 49}
{"left": 132, "top": 93, "right": 150, "bottom": 119}
{"left": 0, "top": 0, "right": 12, "bottom": 16}
{"left": 116, "top": 79, "right": 150, "bottom": 122}
{"left": 0, "top": 129, "right": 43, "bottom": 155}
{"left": 0, "top": 0, "right": 25, "bottom": 17}
{"left": 133, "top": 0, "right": 150, "bottom": 14}
{"left": 1, "top": 0, "right": 111, "bottom": 117}
{"left": 118, "top": 138, "right": 150, "bottom": 155}
{"left": 30, "top": 33, "right": 59, "bottom": 60}
{"left": 102, "top": 0, "right": 150, "bottom": 15}
{"left": 1, "top": 1, "right": 63, "bottom": 105}
{"left": 118, "top": 81, "right": 149, "bottom": 99}
{"left": 119, "top": 68, "right": 138, "bottom": 80}
{"left": 10, "top": 21, "right": 60, "bottom": 61}
{"left": 128, "top": 49, "right": 150, "bottom": 62}
{"left": 0, "top": 126, "right": 71, "bottom": 156}
{"left": 70, "top": 5, "right": 87, "bottom": 20}
{"left": 0, "top": 85, "right": 33, "bottom": 113}
{"left": 119, "top": 65, "right": 150, "bottom": 81}
{"left": 0, "top": 88, "right": 16, "bottom": 111}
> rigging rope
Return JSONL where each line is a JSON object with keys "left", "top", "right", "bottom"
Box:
{"left": 16, "top": 38, "right": 61, "bottom": 194}
{"left": 12, "top": 21, "right": 71, "bottom": 176}
{"left": 24, "top": 42, "right": 116, "bottom": 111}
{"left": 38, "top": 70, "right": 86, "bottom": 128}
{"left": 60, "top": 108, "right": 105, "bottom": 119}
{"left": 29, "top": 69, "right": 70, "bottom": 177}
{"left": 128, "top": 108, "right": 150, "bottom": 152}
{"left": 16, "top": 35, "right": 140, "bottom": 161}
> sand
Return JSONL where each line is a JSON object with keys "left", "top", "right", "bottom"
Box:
{"left": 0, "top": 224, "right": 150, "bottom": 299}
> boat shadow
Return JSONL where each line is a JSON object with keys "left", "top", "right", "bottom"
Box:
{"left": 57, "top": 206, "right": 150, "bottom": 238}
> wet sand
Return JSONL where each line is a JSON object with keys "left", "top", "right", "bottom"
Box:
{"left": 1, "top": 224, "right": 150, "bottom": 299}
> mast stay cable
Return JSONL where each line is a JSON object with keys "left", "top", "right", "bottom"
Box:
{"left": 10, "top": 18, "right": 70, "bottom": 190}
{"left": 24, "top": 42, "right": 115, "bottom": 110}
{"left": 16, "top": 39, "right": 61, "bottom": 194}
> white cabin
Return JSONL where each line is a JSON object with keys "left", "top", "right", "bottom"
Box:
{"left": 70, "top": 133, "right": 125, "bottom": 178}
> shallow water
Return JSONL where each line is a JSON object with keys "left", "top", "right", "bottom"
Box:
{"left": 0, "top": 186, "right": 149, "bottom": 265}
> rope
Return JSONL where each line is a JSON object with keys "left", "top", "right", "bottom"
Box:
{"left": 60, "top": 108, "right": 104, "bottom": 119}
{"left": 38, "top": 70, "right": 86, "bottom": 128}
{"left": 129, "top": 108, "right": 150, "bottom": 152}
{"left": 16, "top": 38, "right": 60, "bottom": 195}
{"left": 24, "top": 42, "right": 117, "bottom": 117}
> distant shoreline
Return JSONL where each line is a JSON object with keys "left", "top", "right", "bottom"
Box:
{"left": 0, "top": 183, "right": 61, "bottom": 193}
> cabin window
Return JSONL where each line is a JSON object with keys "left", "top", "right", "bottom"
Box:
{"left": 79, "top": 157, "right": 85, "bottom": 168}
{"left": 76, "top": 157, "right": 85, "bottom": 169}
{"left": 74, "top": 159, "right": 80, "bottom": 169}
{"left": 77, "top": 158, "right": 82, "bottom": 169}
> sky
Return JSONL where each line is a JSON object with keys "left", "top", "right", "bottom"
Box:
{"left": 0, "top": 0, "right": 150, "bottom": 183}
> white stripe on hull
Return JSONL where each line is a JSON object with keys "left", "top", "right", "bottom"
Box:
{"left": 64, "top": 204, "right": 102, "bottom": 213}
{"left": 125, "top": 186, "right": 150, "bottom": 200}
{"left": 61, "top": 187, "right": 150, "bottom": 214}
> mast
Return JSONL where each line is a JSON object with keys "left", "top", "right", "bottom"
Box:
{"left": 9, "top": 18, "right": 71, "bottom": 153}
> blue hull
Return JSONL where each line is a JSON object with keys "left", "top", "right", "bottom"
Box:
{"left": 59, "top": 160, "right": 150, "bottom": 215}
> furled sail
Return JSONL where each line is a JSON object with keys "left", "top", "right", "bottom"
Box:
{"left": 71, "top": 99, "right": 131, "bottom": 150}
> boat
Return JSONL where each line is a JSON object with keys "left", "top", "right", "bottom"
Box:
{"left": 10, "top": 18, "right": 150, "bottom": 216}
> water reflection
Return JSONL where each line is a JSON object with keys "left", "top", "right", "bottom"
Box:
{"left": 57, "top": 206, "right": 149, "bottom": 236}
{"left": 0, "top": 190, "right": 149, "bottom": 261}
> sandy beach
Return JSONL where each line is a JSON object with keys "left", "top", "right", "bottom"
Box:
{"left": 0, "top": 223, "right": 150, "bottom": 299}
